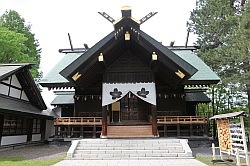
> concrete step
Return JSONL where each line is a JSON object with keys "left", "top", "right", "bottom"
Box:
{"left": 67, "top": 139, "right": 193, "bottom": 160}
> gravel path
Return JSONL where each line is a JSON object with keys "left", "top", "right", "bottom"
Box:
{"left": 0, "top": 144, "right": 69, "bottom": 160}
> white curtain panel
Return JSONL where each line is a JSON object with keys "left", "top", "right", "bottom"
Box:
{"left": 102, "top": 82, "right": 156, "bottom": 106}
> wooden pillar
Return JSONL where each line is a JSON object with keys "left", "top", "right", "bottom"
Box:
{"left": 190, "top": 124, "right": 193, "bottom": 136}
{"left": 67, "top": 125, "right": 71, "bottom": 138}
{"left": 27, "top": 119, "right": 33, "bottom": 142}
{"left": 177, "top": 124, "right": 180, "bottom": 137}
{"left": 40, "top": 119, "right": 46, "bottom": 140}
{"left": 101, "top": 106, "right": 107, "bottom": 138}
{"left": 203, "top": 124, "right": 208, "bottom": 136}
{"left": 93, "top": 125, "right": 96, "bottom": 138}
{"left": 151, "top": 105, "right": 158, "bottom": 137}
{"left": 55, "top": 126, "right": 59, "bottom": 138}
{"left": 164, "top": 125, "right": 167, "bottom": 137}
{"left": 80, "top": 126, "right": 84, "bottom": 138}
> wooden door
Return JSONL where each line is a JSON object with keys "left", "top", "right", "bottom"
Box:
{"left": 120, "top": 93, "right": 138, "bottom": 121}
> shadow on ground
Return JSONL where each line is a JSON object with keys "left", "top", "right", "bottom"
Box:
{"left": 0, "top": 144, "right": 69, "bottom": 160}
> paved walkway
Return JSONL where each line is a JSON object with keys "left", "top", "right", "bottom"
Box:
{"left": 53, "top": 159, "right": 208, "bottom": 166}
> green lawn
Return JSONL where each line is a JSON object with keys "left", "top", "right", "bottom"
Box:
{"left": 196, "top": 156, "right": 240, "bottom": 166}
{"left": 0, "top": 156, "right": 64, "bottom": 166}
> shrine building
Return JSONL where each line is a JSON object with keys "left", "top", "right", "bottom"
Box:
{"left": 40, "top": 7, "right": 220, "bottom": 139}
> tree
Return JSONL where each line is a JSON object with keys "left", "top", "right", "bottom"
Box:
{"left": 0, "top": 10, "right": 41, "bottom": 77}
{"left": 0, "top": 26, "right": 32, "bottom": 63}
{"left": 188, "top": 0, "right": 238, "bottom": 72}
{"left": 188, "top": 0, "right": 249, "bottom": 111}
{"left": 228, "top": 2, "right": 250, "bottom": 111}
{"left": 188, "top": 0, "right": 250, "bottom": 136}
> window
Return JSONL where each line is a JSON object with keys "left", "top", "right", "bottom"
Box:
{"left": 32, "top": 119, "right": 41, "bottom": 134}
{"left": 2, "top": 116, "right": 28, "bottom": 136}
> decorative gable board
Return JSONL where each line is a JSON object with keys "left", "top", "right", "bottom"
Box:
{"left": 0, "top": 74, "right": 29, "bottom": 101}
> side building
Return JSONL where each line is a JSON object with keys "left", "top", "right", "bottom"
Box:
{"left": 40, "top": 7, "right": 220, "bottom": 139}
{"left": 0, "top": 63, "right": 54, "bottom": 147}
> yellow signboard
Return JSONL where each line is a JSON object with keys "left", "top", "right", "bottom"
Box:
{"left": 112, "top": 102, "right": 120, "bottom": 111}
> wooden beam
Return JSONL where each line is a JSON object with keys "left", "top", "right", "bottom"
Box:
{"left": 101, "top": 106, "right": 107, "bottom": 138}
{"left": 151, "top": 105, "right": 158, "bottom": 137}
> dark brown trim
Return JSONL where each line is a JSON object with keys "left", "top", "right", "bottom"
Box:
{"left": 0, "top": 81, "right": 22, "bottom": 91}
{"left": 151, "top": 105, "right": 158, "bottom": 136}
{"left": 101, "top": 106, "right": 107, "bottom": 137}
{"left": 7, "top": 76, "right": 12, "bottom": 96}
{"left": 27, "top": 118, "right": 33, "bottom": 142}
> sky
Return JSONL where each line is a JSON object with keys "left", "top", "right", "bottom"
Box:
{"left": 1, "top": 0, "right": 198, "bottom": 108}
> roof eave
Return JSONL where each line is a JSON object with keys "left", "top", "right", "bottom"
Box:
{"left": 60, "top": 31, "right": 115, "bottom": 82}
{"left": 138, "top": 30, "right": 198, "bottom": 79}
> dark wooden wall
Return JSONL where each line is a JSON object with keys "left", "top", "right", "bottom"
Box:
{"left": 75, "top": 99, "right": 102, "bottom": 116}
{"left": 157, "top": 98, "right": 186, "bottom": 116}
{"left": 61, "top": 105, "right": 74, "bottom": 117}
{"left": 103, "top": 51, "right": 153, "bottom": 83}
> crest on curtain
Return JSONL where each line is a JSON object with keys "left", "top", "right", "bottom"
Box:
{"left": 110, "top": 88, "right": 122, "bottom": 99}
{"left": 137, "top": 88, "right": 149, "bottom": 98}
{"left": 102, "top": 82, "right": 156, "bottom": 106}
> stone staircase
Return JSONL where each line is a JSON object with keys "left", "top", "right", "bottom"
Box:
{"left": 67, "top": 139, "right": 193, "bottom": 160}
{"left": 107, "top": 125, "right": 155, "bottom": 138}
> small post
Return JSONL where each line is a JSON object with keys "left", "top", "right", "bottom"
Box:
{"left": 93, "top": 125, "right": 96, "bottom": 138}
{"left": 55, "top": 126, "right": 59, "bottom": 138}
{"left": 177, "top": 124, "right": 180, "bottom": 137}
{"left": 240, "top": 116, "right": 249, "bottom": 165}
{"left": 164, "top": 125, "right": 167, "bottom": 137}
{"left": 212, "top": 143, "right": 216, "bottom": 160}
{"left": 236, "top": 148, "right": 241, "bottom": 166}
{"left": 67, "top": 125, "right": 71, "bottom": 138}
{"left": 190, "top": 124, "right": 193, "bottom": 136}
{"left": 80, "top": 126, "right": 84, "bottom": 138}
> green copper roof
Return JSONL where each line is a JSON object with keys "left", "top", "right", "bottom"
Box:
{"left": 40, "top": 49, "right": 220, "bottom": 86}
{"left": 40, "top": 53, "right": 82, "bottom": 85}
{"left": 173, "top": 50, "right": 220, "bottom": 83}
{"left": 51, "top": 94, "right": 74, "bottom": 105}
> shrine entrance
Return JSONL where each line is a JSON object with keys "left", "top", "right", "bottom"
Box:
{"left": 110, "top": 92, "right": 151, "bottom": 124}
{"left": 121, "top": 92, "right": 138, "bottom": 121}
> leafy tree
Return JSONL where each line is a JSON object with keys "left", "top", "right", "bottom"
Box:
{"left": 188, "top": 0, "right": 250, "bottom": 136}
{"left": 0, "top": 26, "right": 32, "bottom": 62}
{"left": 188, "top": 0, "right": 249, "bottom": 111}
{"left": 228, "top": 2, "right": 250, "bottom": 110}
{"left": 0, "top": 10, "right": 41, "bottom": 77}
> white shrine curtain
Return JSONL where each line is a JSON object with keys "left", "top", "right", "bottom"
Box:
{"left": 102, "top": 82, "right": 156, "bottom": 106}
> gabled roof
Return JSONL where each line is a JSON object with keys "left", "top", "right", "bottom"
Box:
{"left": 0, "top": 95, "right": 51, "bottom": 118}
{"left": 209, "top": 111, "right": 246, "bottom": 120}
{"left": 185, "top": 92, "right": 210, "bottom": 103}
{"left": 58, "top": 8, "right": 199, "bottom": 86}
{"left": 59, "top": 33, "right": 198, "bottom": 86}
{"left": 41, "top": 47, "right": 220, "bottom": 87}
{"left": 42, "top": 8, "right": 220, "bottom": 88}
{"left": 0, "top": 63, "right": 47, "bottom": 110}
{"left": 173, "top": 50, "right": 220, "bottom": 85}
{"left": 51, "top": 93, "right": 74, "bottom": 105}
{"left": 0, "top": 63, "right": 32, "bottom": 80}
{"left": 39, "top": 52, "right": 82, "bottom": 88}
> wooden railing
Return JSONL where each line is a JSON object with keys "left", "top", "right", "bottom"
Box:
{"left": 157, "top": 116, "right": 208, "bottom": 124}
{"left": 54, "top": 117, "right": 102, "bottom": 125}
